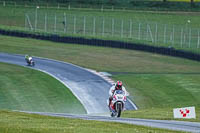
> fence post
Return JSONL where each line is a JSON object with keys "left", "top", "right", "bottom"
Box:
{"left": 181, "top": 28, "right": 183, "bottom": 48}
{"left": 26, "top": 14, "right": 33, "bottom": 31}
{"left": 102, "top": 18, "right": 105, "bottom": 36}
{"left": 83, "top": 16, "right": 86, "bottom": 35}
{"left": 155, "top": 23, "right": 158, "bottom": 44}
{"left": 54, "top": 13, "right": 57, "bottom": 32}
{"left": 172, "top": 25, "right": 175, "bottom": 46}
{"left": 101, "top": 5, "right": 103, "bottom": 12}
{"left": 35, "top": 7, "right": 37, "bottom": 31}
{"left": 129, "top": 19, "right": 132, "bottom": 38}
{"left": 73, "top": 16, "right": 76, "bottom": 34}
{"left": 68, "top": 3, "right": 70, "bottom": 10}
{"left": 183, "top": 31, "right": 186, "bottom": 45}
{"left": 189, "top": 28, "right": 191, "bottom": 48}
{"left": 148, "top": 24, "right": 154, "bottom": 43}
{"left": 164, "top": 24, "right": 167, "bottom": 44}
{"left": 198, "top": 30, "right": 200, "bottom": 48}
{"left": 3, "top": 1, "right": 5, "bottom": 6}
{"left": 112, "top": 18, "right": 114, "bottom": 37}
{"left": 58, "top": 3, "right": 60, "bottom": 9}
{"left": 138, "top": 23, "right": 141, "bottom": 40}
{"left": 25, "top": 13, "right": 26, "bottom": 30}
{"left": 34, "top": 6, "right": 38, "bottom": 31}
{"left": 64, "top": 13, "right": 66, "bottom": 33}
{"left": 146, "top": 24, "right": 148, "bottom": 40}
{"left": 121, "top": 20, "right": 123, "bottom": 38}
{"left": 45, "top": 13, "right": 47, "bottom": 32}
{"left": 170, "top": 26, "right": 174, "bottom": 46}
{"left": 80, "top": 4, "right": 82, "bottom": 9}
{"left": 93, "top": 17, "right": 96, "bottom": 36}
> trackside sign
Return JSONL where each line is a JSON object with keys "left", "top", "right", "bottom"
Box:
{"left": 173, "top": 107, "right": 196, "bottom": 119}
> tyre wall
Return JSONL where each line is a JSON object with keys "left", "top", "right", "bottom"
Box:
{"left": 0, "top": 29, "right": 200, "bottom": 62}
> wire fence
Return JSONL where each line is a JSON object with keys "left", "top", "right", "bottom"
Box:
{"left": 25, "top": 11, "right": 200, "bottom": 49}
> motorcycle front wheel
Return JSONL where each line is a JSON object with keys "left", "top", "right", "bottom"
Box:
{"left": 117, "top": 108, "right": 121, "bottom": 117}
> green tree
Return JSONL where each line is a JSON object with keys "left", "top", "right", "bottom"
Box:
{"left": 191, "top": 0, "right": 195, "bottom": 7}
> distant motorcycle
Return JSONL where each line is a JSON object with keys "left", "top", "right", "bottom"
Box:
{"left": 109, "top": 90, "right": 126, "bottom": 117}
{"left": 25, "top": 57, "right": 35, "bottom": 66}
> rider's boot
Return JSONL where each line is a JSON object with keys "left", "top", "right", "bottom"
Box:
{"left": 108, "top": 98, "right": 113, "bottom": 111}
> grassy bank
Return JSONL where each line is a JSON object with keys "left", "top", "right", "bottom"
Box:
{"left": 113, "top": 74, "right": 200, "bottom": 109}
{"left": 122, "top": 107, "right": 200, "bottom": 122}
{"left": 0, "top": 62, "right": 86, "bottom": 114}
{"left": 112, "top": 74, "right": 200, "bottom": 122}
{"left": 1, "top": 6, "right": 200, "bottom": 53}
{"left": 1, "top": 6, "right": 200, "bottom": 28}
{"left": 1, "top": 35, "right": 200, "bottom": 73}
{"left": 0, "top": 110, "right": 185, "bottom": 133}
{"left": 0, "top": 35, "right": 200, "bottom": 121}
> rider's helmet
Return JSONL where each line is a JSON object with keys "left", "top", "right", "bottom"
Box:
{"left": 25, "top": 54, "right": 29, "bottom": 60}
{"left": 115, "top": 81, "right": 122, "bottom": 90}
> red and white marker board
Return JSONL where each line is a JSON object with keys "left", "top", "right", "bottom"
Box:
{"left": 173, "top": 106, "right": 196, "bottom": 119}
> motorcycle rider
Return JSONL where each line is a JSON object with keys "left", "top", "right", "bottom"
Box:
{"left": 108, "top": 81, "right": 127, "bottom": 108}
{"left": 25, "top": 54, "right": 33, "bottom": 64}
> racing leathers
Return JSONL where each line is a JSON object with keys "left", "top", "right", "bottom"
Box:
{"left": 108, "top": 84, "right": 127, "bottom": 108}
{"left": 25, "top": 55, "right": 32, "bottom": 64}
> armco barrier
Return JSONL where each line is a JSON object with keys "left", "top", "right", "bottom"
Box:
{"left": 0, "top": 29, "right": 200, "bottom": 62}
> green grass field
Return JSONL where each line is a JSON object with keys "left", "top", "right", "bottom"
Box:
{"left": 114, "top": 74, "right": 200, "bottom": 122}
{"left": 1, "top": 35, "right": 200, "bottom": 73}
{"left": 0, "top": 111, "right": 185, "bottom": 133}
{"left": 0, "top": 2, "right": 200, "bottom": 132}
{"left": 122, "top": 107, "right": 200, "bottom": 122}
{"left": 0, "top": 62, "right": 86, "bottom": 114}
{"left": 113, "top": 74, "right": 200, "bottom": 109}
{"left": 0, "top": 35, "right": 200, "bottom": 122}
{"left": 1, "top": 5, "right": 200, "bottom": 28}
{"left": 1, "top": 6, "right": 200, "bottom": 53}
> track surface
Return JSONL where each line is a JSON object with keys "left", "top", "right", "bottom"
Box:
{"left": 21, "top": 111, "right": 200, "bottom": 133}
{"left": 1, "top": 53, "right": 200, "bottom": 132}
{"left": 0, "top": 53, "right": 135, "bottom": 114}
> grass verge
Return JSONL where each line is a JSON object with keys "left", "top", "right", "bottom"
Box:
{"left": 122, "top": 108, "right": 200, "bottom": 122}
{"left": 0, "top": 62, "right": 86, "bottom": 114}
{"left": 113, "top": 74, "right": 200, "bottom": 122}
{"left": 0, "top": 110, "right": 185, "bottom": 133}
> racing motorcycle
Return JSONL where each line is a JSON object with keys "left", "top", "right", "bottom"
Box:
{"left": 109, "top": 90, "right": 126, "bottom": 117}
{"left": 26, "top": 57, "right": 35, "bottom": 66}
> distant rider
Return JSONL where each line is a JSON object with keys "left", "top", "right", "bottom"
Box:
{"left": 25, "top": 54, "right": 32, "bottom": 64}
{"left": 108, "top": 81, "right": 127, "bottom": 108}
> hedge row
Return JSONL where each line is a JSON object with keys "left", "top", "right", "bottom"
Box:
{"left": 0, "top": 29, "right": 200, "bottom": 62}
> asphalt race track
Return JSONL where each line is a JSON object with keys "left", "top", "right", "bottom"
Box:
{"left": 1, "top": 52, "right": 200, "bottom": 132}
{"left": 21, "top": 111, "right": 200, "bottom": 132}
{"left": 0, "top": 52, "right": 136, "bottom": 114}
